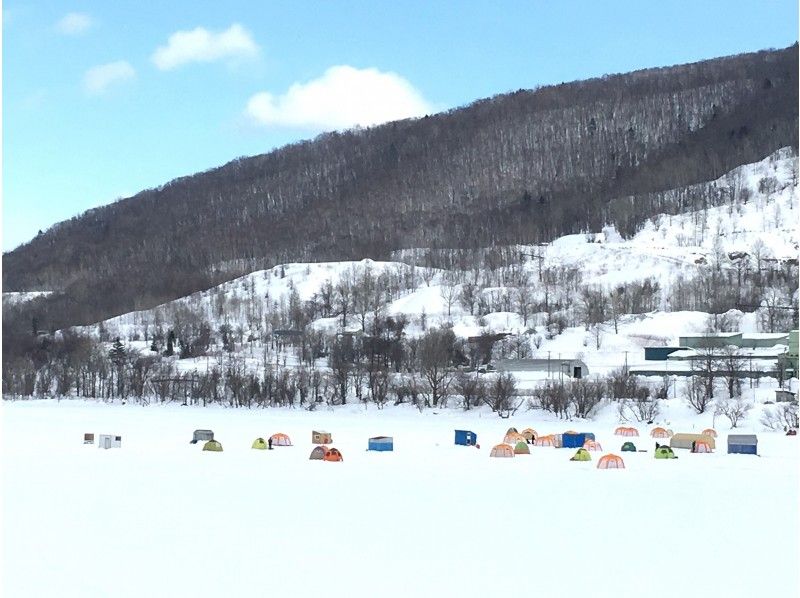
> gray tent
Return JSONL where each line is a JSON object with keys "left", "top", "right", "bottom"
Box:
{"left": 191, "top": 429, "right": 214, "bottom": 444}
{"left": 670, "top": 433, "right": 716, "bottom": 450}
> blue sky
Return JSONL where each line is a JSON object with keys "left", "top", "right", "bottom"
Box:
{"left": 3, "top": 1, "right": 798, "bottom": 251}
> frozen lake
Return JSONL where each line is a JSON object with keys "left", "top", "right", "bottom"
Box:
{"left": 3, "top": 400, "right": 798, "bottom": 597}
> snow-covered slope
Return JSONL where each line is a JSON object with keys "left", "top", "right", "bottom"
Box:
{"left": 67, "top": 149, "right": 796, "bottom": 381}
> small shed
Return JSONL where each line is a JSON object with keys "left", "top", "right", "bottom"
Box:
{"left": 728, "top": 434, "right": 758, "bottom": 455}
{"left": 455, "top": 430, "right": 477, "bottom": 446}
{"left": 312, "top": 430, "right": 332, "bottom": 444}
{"left": 368, "top": 436, "right": 394, "bottom": 452}
{"left": 191, "top": 429, "right": 214, "bottom": 444}
{"left": 83, "top": 433, "right": 95, "bottom": 444}
{"left": 98, "top": 434, "right": 122, "bottom": 449}
{"left": 670, "top": 433, "right": 716, "bottom": 450}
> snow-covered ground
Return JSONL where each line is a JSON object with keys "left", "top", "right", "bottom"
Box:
{"left": 3, "top": 399, "right": 798, "bottom": 598}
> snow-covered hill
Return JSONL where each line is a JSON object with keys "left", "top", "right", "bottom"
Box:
{"left": 73, "top": 148, "right": 797, "bottom": 380}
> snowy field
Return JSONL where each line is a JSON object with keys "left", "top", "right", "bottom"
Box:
{"left": 3, "top": 400, "right": 798, "bottom": 598}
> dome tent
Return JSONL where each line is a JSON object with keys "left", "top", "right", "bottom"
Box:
{"left": 203, "top": 440, "right": 223, "bottom": 452}
{"left": 597, "top": 454, "right": 625, "bottom": 469}
{"left": 654, "top": 446, "right": 677, "bottom": 459}
{"left": 252, "top": 438, "right": 268, "bottom": 450}
{"left": 621, "top": 441, "right": 637, "bottom": 452}
{"left": 570, "top": 448, "right": 591, "bottom": 461}
{"left": 269, "top": 433, "right": 292, "bottom": 447}
{"left": 514, "top": 441, "right": 530, "bottom": 455}
{"left": 324, "top": 447, "right": 344, "bottom": 462}
{"left": 490, "top": 443, "right": 515, "bottom": 458}
{"left": 310, "top": 446, "right": 328, "bottom": 460}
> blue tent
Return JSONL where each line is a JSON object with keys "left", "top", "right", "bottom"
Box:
{"left": 727, "top": 434, "right": 758, "bottom": 455}
{"left": 562, "top": 433, "right": 586, "bottom": 448}
{"left": 368, "top": 436, "right": 394, "bottom": 451}
{"left": 454, "top": 430, "right": 477, "bottom": 446}
{"left": 561, "top": 432, "right": 595, "bottom": 448}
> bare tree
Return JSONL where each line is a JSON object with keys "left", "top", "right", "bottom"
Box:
{"left": 482, "top": 372, "right": 521, "bottom": 418}
{"left": 439, "top": 282, "right": 459, "bottom": 319}
{"left": 417, "top": 328, "right": 456, "bottom": 407}
{"left": 715, "top": 396, "right": 752, "bottom": 428}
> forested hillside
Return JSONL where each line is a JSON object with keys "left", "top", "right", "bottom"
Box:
{"left": 3, "top": 45, "right": 797, "bottom": 337}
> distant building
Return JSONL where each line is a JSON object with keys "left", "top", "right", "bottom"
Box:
{"left": 493, "top": 358, "right": 588, "bottom": 378}
{"left": 678, "top": 332, "right": 789, "bottom": 349}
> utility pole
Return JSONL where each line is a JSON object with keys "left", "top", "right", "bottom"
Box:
{"left": 623, "top": 351, "right": 629, "bottom": 375}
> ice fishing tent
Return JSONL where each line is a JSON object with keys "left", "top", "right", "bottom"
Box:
{"left": 324, "top": 448, "right": 343, "bottom": 462}
{"left": 455, "top": 430, "right": 477, "bottom": 446}
{"left": 490, "top": 443, "right": 515, "bottom": 458}
{"left": 654, "top": 446, "right": 677, "bottom": 459}
{"left": 252, "top": 438, "right": 268, "bottom": 450}
{"left": 514, "top": 441, "right": 530, "bottom": 455}
{"left": 270, "top": 433, "right": 292, "bottom": 446}
{"left": 692, "top": 440, "right": 713, "bottom": 453}
{"left": 98, "top": 434, "right": 121, "bottom": 449}
{"left": 701, "top": 428, "right": 718, "bottom": 438}
{"left": 368, "top": 436, "right": 394, "bottom": 451}
{"left": 727, "top": 435, "right": 758, "bottom": 455}
{"left": 583, "top": 440, "right": 602, "bottom": 451}
{"left": 504, "top": 432, "right": 526, "bottom": 445}
{"left": 534, "top": 435, "right": 555, "bottom": 447}
{"left": 310, "top": 446, "right": 328, "bottom": 460}
{"left": 203, "top": 440, "right": 223, "bottom": 452}
{"left": 670, "top": 433, "right": 716, "bottom": 450}
{"left": 191, "top": 429, "right": 214, "bottom": 444}
{"left": 650, "top": 427, "right": 670, "bottom": 438}
{"left": 506, "top": 427, "right": 519, "bottom": 435}
{"left": 597, "top": 454, "right": 625, "bottom": 469}
{"left": 83, "top": 433, "right": 95, "bottom": 444}
{"left": 521, "top": 428, "right": 538, "bottom": 442}
{"left": 312, "top": 430, "right": 332, "bottom": 444}
{"left": 615, "top": 427, "right": 639, "bottom": 437}
{"left": 570, "top": 448, "right": 591, "bottom": 461}
{"left": 562, "top": 433, "right": 592, "bottom": 448}
{"left": 621, "top": 441, "right": 637, "bottom": 452}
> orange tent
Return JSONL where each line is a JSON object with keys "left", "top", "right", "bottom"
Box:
{"left": 504, "top": 432, "right": 526, "bottom": 445}
{"left": 323, "top": 447, "right": 343, "bottom": 462}
{"left": 269, "top": 433, "right": 292, "bottom": 446}
{"left": 615, "top": 427, "right": 639, "bottom": 437}
{"left": 650, "top": 427, "right": 670, "bottom": 438}
{"left": 564, "top": 430, "right": 578, "bottom": 434}
{"left": 692, "top": 441, "right": 713, "bottom": 453}
{"left": 490, "top": 443, "right": 515, "bottom": 458}
{"left": 583, "top": 440, "right": 603, "bottom": 451}
{"left": 520, "top": 428, "right": 537, "bottom": 442}
{"left": 534, "top": 435, "right": 555, "bottom": 447}
{"left": 597, "top": 454, "right": 625, "bottom": 469}
{"left": 701, "top": 428, "right": 718, "bottom": 438}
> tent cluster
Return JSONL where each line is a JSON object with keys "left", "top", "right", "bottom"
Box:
{"left": 309, "top": 446, "right": 343, "bottom": 461}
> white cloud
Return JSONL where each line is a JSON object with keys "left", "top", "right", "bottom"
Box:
{"left": 245, "top": 65, "right": 432, "bottom": 131}
{"left": 151, "top": 23, "right": 259, "bottom": 70}
{"left": 56, "top": 12, "right": 94, "bottom": 36}
{"left": 83, "top": 61, "right": 135, "bottom": 95}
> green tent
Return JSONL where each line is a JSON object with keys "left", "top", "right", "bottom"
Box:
{"left": 655, "top": 446, "right": 677, "bottom": 459}
{"left": 252, "top": 438, "right": 268, "bottom": 450}
{"left": 621, "top": 441, "right": 637, "bottom": 452}
{"left": 203, "top": 440, "right": 223, "bottom": 452}
{"left": 514, "top": 441, "right": 530, "bottom": 455}
{"left": 570, "top": 448, "right": 591, "bottom": 461}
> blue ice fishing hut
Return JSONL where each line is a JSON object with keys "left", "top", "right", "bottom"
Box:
{"left": 455, "top": 430, "right": 477, "bottom": 446}
{"left": 368, "top": 436, "right": 394, "bottom": 451}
